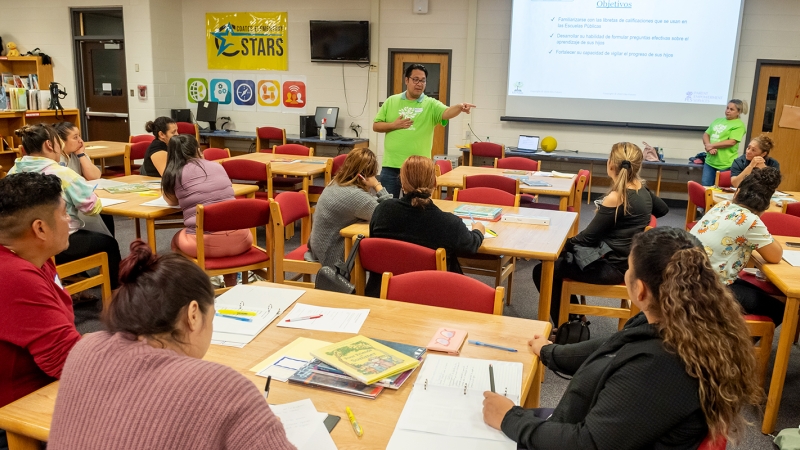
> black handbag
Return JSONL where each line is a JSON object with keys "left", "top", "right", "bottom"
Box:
{"left": 554, "top": 319, "right": 591, "bottom": 345}
{"left": 314, "top": 235, "right": 364, "bottom": 294}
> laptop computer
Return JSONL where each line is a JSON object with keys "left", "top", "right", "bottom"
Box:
{"left": 508, "top": 135, "right": 539, "bottom": 153}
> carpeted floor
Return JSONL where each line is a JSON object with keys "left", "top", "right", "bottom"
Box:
{"left": 75, "top": 192, "right": 797, "bottom": 448}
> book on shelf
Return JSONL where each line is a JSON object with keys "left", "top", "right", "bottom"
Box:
{"left": 288, "top": 362, "right": 385, "bottom": 399}
{"left": 311, "top": 335, "right": 421, "bottom": 385}
{"left": 453, "top": 204, "right": 503, "bottom": 221}
{"left": 0, "top": 85, "right": 7, "bottom": 110}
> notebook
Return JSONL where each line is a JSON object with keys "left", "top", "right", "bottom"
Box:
{"left": 508, "top": 135, "right": 539, "bottom": 153}
{"left": 426, "top": 328, "right": 467, "bottom": 355}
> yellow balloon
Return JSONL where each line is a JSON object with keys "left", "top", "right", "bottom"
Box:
{"left": 541, "top": 136, "right": 558, "bottom": 152}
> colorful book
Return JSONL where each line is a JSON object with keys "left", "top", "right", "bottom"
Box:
{"left": 426, "top": 327, "right": 468, "bottom": 355}
{"left": 311, "top": 335, "right": 421, "bottom": 385}
{"left": 104, "top": 183, "right": 155, "bottom": 194}
{"left": 453, "top": 204, "right": 503, "bottom": 220}
{"left": 288, "top": 362, "right": 384, "bottom": 399}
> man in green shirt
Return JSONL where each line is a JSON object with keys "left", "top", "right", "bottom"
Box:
{"left": 373, "top": 64, "right": 475, "bottom": 197}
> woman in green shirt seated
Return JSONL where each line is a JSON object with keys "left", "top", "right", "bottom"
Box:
{"left": 701, "top": 99, "right": 747, "bottom": 186}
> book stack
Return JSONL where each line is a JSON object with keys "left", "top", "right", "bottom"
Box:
{"left": 288, "top": 336, "right": 425, "bottom": 399}
{"left": 1, "top": 73, "right": 47, "bottom": 111}
{"left": 453, "top": 204, "right": 503, "bottom": 221}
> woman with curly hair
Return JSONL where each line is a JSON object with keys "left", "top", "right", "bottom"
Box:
{"left": 483, "top": 227, "right": 762, "bottom": 449}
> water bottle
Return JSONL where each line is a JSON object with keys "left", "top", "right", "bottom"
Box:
{"left": 657, "top": 147, "right": 664, "bottom": 161}
{"left": 320, "top": 118, "right": 327, "bottom": 141}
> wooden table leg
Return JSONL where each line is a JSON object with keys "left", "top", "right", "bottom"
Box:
{"left": 538, "top": 261, "right": 555, "bottom": 322}
{"left": 446, "top": 187, "right": 454, "bottom": 199}
{"left": 146, "top": 219, "right": 157, "bottom": 253}
{"left": 558, "top": 196, "right": 568, "bottom": 211}
{"left": 523, "top": 359, "right": 543, "bottom": 408}
{"left": 763, "top": 296, "right": 799, "bottom": 434}
{"left": 656, "top": 166, "right": 663, "bottom": 196}
{"left": 6, "top": 431, "right": 42, "bottom": 450}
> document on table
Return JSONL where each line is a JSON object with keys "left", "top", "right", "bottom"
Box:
{"left": 277, "top": 303, "right": 369, "bottom": 333}
{"left": 251, "top": 337, "right": 332, "bottom": 381}
{"left": 140, "top": 196, "right": 180, "bottom": 208}
{"left": 461, "top": 219, "right": 497, "bottom": 239}
{"left": 783, "top": 250, "right": 800, "bottom": 267}
{"left": 210, "top": 285, "right": 305, "bottom": 347}
{"left": 84, "top": 145, "right": 108, "bottom": 150}
{"left": 94, "top": 178, "right": 127, "bottom": 190}
{"left": 387, "top": 354, "right": 522, "bottom": 450}
{"left": 270, "top": 399, "right": 337, "bottom": 450}
{"left": 97, "top": 198, "right": 128, "bottom": 207}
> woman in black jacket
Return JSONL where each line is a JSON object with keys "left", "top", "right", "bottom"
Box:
{"left": 483, "top": 227, "right": 763, "bottom": 450}
{"left": 532, "top": 142, "right": 669, "bottom": 325}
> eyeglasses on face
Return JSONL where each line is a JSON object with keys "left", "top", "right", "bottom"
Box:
{"left": 407, "top": 77, "right": 427, "bottom": 85}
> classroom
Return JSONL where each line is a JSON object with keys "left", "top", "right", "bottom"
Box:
{"left": 1, "top": 1, "right": 800, "bottom": 449}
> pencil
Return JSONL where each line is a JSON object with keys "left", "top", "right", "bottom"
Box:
{"left": 489, "top": 364, "right": 495, "bottom": 393}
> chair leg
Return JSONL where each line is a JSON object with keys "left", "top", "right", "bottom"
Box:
{"left": 134, "top": 218, "right": 141, "bottom": 239}
{"left": 794, "top": 324, "right": 799, "bottom": 345}
{"left": 618, "top": 299, "right": 628, "bottom": 331}
{"left": 558, "top": 281, "right": 572, "bottom": 327}
{"left": 505, "top": 266, "right": 514, "bottom": 306}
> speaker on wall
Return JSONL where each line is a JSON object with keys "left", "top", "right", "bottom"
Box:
{"left": 413, "top": 0, "right": 428, "bottom": 14}
{"left": 299, "top": 115, "right": 317, "bottom": 138}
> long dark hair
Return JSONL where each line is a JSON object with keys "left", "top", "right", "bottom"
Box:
{"left": 104, "top": 240, "right": 215, "bottom": 344}
{"left": 162, "top": 135, "right": 204, "bottom": 198}
{"left": 630, "top": 227, "right": 762, "bottom": 443}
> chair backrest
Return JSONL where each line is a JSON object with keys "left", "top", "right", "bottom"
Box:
{"left": 464, "top": 174, "right": 519, "bottom": 195}
{"left": 380, "top": 271, "right": 504, "bottom": 315}
{"left": 332, "top": 154, "right": 348, "bottom": 177}
{"left": 435, "top": 159, "right": 453, "bottom": 176}
{"left": 784, "top": 202, "right": 800, "bottom": 217}
{"left": 454, "top": 186, "right": 519, "bottom": 207}
{"left": 203, "top": 147, "right": 231, "bottom": 161}
{"left": 129, "top": 134, "right": 154, "bottom": 144}
{"left": 256, "top": 126, "right": 287, "bottom": 150}
{"left": 648, "top": 215, "right": 657, "bottom": 229}
{"left": 220, "top": 159, "right": 272, "bottom": 182}
{"left": 761, "top": 212, "right": 800, "bottom": 237}
{"left": 697, "top": 434, "right": 727, "bottom": 450}
{"left": 715, "top": 170, "right": 731, "bottom": 188}
{"left": 572, "top": 169, "right": 590, "bottom": 206}
{"left": 686, "top": 181, "right": 714, "bottom": 227}
{"left": 470, "top": 142, "right": 504, "bottom": 158}
{"left": 198, "top": 198, "right": 271, "bottom": 233}
{"left": 56, "top": 252, "right": 112, "bottom": 312}
{"left": 495, "top": 156, "right": 539, "bottom": 171}
{"left": 358, "top": 238, "right": 446, "bottom": 276}
{"left": 124, "top": 141, "right": 150, "bottom": 176}
{"left": 176, "top": 122, "right": 197, "bottom": 138}
{"left": 273, "top": 143, "right": 313, "bottom": 157}
{"left": 271, "top": 191, "right": 311, "bottom": 227}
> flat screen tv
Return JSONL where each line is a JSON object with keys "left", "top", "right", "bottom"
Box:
{"left": 310, "top": 20, "right": 369, "bottom": 63}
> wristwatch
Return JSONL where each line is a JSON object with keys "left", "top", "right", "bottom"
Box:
{"left": 76, "top": 153, "right": 86, "bottom": 158}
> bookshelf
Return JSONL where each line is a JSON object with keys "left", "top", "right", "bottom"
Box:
{"left": 0, "top": 109, "right": 81, "bottom": 151}
{"left": 0, "top": 56, "right": 54, "bottom": 89}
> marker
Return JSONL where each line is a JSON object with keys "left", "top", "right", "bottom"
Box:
{"left": 346, "top": 406, "right": 363, "bottom": 437}
{"left": 264, "top": 375, "right": 272, "bottom": 399}
{"left": 285, "top": 314, "right": 323, "bottom": 322}
{"left": 489, "top": 364, "right": 496, "bottom": 393}
{"left": 487, "top": 229, "right": 497, "bottom": 237}
{"left": 468, "top": 340, "right": 518, "bottom": 352}
{"left": 217, "top": 309, "right": 257, "bottom": 316}
{"left": 215, "top": 313, "right": 253, "bottom": 322}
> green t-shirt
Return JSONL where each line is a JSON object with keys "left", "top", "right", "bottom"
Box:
{"left": 704, "top": 117, "right": 745, "bottom": 169}
{"left": 374, "top": 92, "right": 448, "bottom": 168}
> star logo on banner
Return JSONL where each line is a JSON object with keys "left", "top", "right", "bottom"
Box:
{"left": 212, "top": 23, "right": 239, "bottom": 57}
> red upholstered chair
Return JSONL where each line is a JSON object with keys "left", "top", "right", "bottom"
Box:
{"left": 464, "top": 174, "right": 520, "bottom": 197}
{"left": 129, "top": 134, "right": 154, "bottom": 144}
{"left": 784, "top": 201, "right": 800, "bottom": 217}
{"left": 434, "top": 159, "right": 453, "bottom": 199}
{"left": 352, "top": 237, "right": 447, "bottom": 295}
{"left": 647, "top": 215, "right": 657, "bottom": 230}
{"left": 685, "top": 181, "right": 714, "bottom": 230}
{"left": 495, "top": 156, "right": 539, "bottom": 171}
{"left": 715, "top": 170, "right": 731, "bottom": 188}
{"left": 173, "top": 199, "right": 272, "bottom": 294}
{"left": 220, "top": 159, "right": 273, "bottom": 201}
{"left": 697, "top": 434, "right": 727, "bottom": 450}
{"left": 271, "top": 144, "right": 315, "bottom": 193}
{"left": 761, "top": 211, "right": 800, "bottom": 236}
{"left": 454, "top": 186, "right": 519, "bottom": 208}
{"left": 124, "top": 141, "right": 150, "bottom": 176}
{"left": 256, "top": 127, "right": 287, "bottom": 151}
{"left": 307, "top": 157, "right": 337, "bottom": 206}
{"left": 380, "top": 271, "right": 504, "bottom": 315}
{"left": 468, "top": 141, "right": 505, "bottom": 167}
{"left": 269, "top": 191, "right": 321, "bottom": 288}
{"left": 203, "top": 147, "right": 231, "bottom": 161}
{"left": 176, "top": 122, "right": 200, "bottom": 140}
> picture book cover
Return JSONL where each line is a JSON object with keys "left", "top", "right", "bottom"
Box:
{"left": 311, "top": 335, "right": 421, "bottom": 385}
{"left": 103, "top": 183, "right": 154, "bottom": 194}
{"left": 311, "top": 338, "right": 426, "bottom": 389}
{"left": 288, "top": 361, "right": 384, "bottom": 399}
{"left": 426, "top": 328, "right": 468, "bottom": 355}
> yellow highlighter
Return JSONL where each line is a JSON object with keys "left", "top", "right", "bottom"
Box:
{"left": 345, "top": 406, "right": 363, "bottom": 437}
{"left": 217, "top": 309, "right": 257, "bottom": 316}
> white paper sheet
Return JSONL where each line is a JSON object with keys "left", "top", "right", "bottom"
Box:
{"left": 461, "top": 219, "right": 496, "bottom": 238}
{"left": 93, "top": 179, "right": 127, "bottom": 189}
{"left": 97, "top": 198, "right": 128, "bottom": 207}
{"left": 277, "top": 303, "right": 369, "bottom": 333}
{"left": 270, "top": 399, "right": 337, "bottom": 450}
{"left": 140, "top": 196, "right": 180, "bottom": 208}
{"left": 211, "top": 285, "right": 304, "bottom": 346}
{"left": 783, "top": 250, "right": 800, "bottom": 267}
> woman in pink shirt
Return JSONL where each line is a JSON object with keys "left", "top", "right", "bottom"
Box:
{"left": 161, "top": 135, "right": 252, "bottom": 287}
{"left": 48, "top": 240, "right": 295, "bottom": 450}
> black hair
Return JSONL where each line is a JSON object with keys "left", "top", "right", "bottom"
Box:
{"left": 161, "top": 135, "right": 204, "bottom": 198}
{"left": 53, "top": 121, "right": 78, "bottom": 141}
{"left": 734, "top": 167, "right": 782, "bottom": 214}
{"left": 104, "top": 240, "right": 215, "bottom": 343}
{"left": 14, "top": 124, "right": 58, "bottom": 155}
{"left": 145, "top": 116, "right": 176, "bottom": 138}
{"left": 405, "top": 63, "right": 428, "bottom": 78}
{"left": 0, "top": 172, "right": 63, "bottom": 239}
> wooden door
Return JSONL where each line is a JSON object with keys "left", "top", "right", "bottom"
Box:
{"left": 750, "top": 63, "right": 800, "bottom": 191}
{"left": 81, "top": 41, "right": 130, "bottom": 141}
{"left": 390, "top": 51, "right": 451, "bottom": 157}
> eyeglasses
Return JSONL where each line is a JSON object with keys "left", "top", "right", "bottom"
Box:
{"left": 408, "top": 77, "right": 427, "bottom": 85}
{"left": 435, "top": 329, "right": 456, "bottom": 346}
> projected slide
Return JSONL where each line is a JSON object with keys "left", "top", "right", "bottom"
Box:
{"left": 508, "top": 0, "right": 742, "bottom": 106}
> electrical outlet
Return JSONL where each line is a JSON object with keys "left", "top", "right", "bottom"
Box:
{"left": 464, "top": 130, "right": 471, "bottom": 139}
{"left": 369, "top": 64, "right": 378, "bottom": 73}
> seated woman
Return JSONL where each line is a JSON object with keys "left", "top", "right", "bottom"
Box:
{"left": 532, "top": 142, "right": 668, "bottom": 326}
{"left": 483, "top": 227, "right": 762, "bottom": 449}
{"left": 367, "top": 155, "right": 484, "bottom": 295}
{"left": 48, "top": 241, "right": 294, "bottom": 450}
{"left": 309, "top": 148, "right": 391, "bottom": 267}
{"left": 54, "top": 121, "right": 115, "bottom": 236}
{"left": 691, "top": 167, "right": 784, "bottom": 325}
{"left": 730, "top": 134, "right": 780, "bottom": 187}
{"left": 140, "top": 116, "right": 177, "bottom": 177}
{"left": 10, "top": 124, "right": 121, "bottom": 288}
{"left": 162, "top": 134, "right": 252, "bottom": 288}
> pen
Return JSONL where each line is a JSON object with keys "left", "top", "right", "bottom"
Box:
{"left": 285, "top": 314, "right": 323, "bottom": 322}
{"left": 468, "top": 340, "right": 518, "bottom": 352}
{"left": 264, "top": 375, "right": 272, "bottom": 399}
{"left": 468, "top": 212, "right": 476, "bottom": 225}
{"left": 215, "top": 313, "right": 253, "bottom": 322}
{"left": 217, "top": 309, "right": 257, "bottom": 316}
{"left": 346, "top": 406, "right": 363, "bottom": 437}
{"left": 489, "top": 364, "right": 495, "bottom": 393}
{"left": 487, "top": 229, "right": 497, "bottom": 237}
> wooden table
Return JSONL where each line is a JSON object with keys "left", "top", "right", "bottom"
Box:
{"left": 221, "top": 152, "right": 330, "bottom": 192}
{"left": 750, "top": 236, "right": 800, "bottom": 433}
{"left": 95, "top": 175, "right": 258, "bottom": 252}
{"left": 712, "top": 190, "right": 799, "bottom": 213}
{"left": 84, "top": 141, "right": 127, "bottom": 176}
{"left": 437, "top": 166, "right": 577, "bottom": 210}
{"left": 340, "top": 199, "right": 578, "bottom": 323}
{"left": 0, "top": 282, "right": 550, "bottom": 450}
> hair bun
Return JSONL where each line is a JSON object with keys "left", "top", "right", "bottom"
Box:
{"left": 14, "top": 125, "right": 32, "bottom": 137}
{"left": 118, "top": 239, "right": 157, "bottom": 284}
{"left": 144, "top": 121, "right": 155, "bottom": 133}
{"left": 752, "top": 166, "right": 782, "bottom": 191}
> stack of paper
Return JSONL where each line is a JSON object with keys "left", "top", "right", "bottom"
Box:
{"left": 93, "top": 178, "right": 127, "bottom": 190}
{"left": 277, "top": 303, "right": 369, "bottom": 333}
{"left": 783, "top": 250, "right": 800, "bottom": 267}
{"left": 140, "top": 196, "right": 180, "bottom": 208}
{"left": 211, "top": 285, "right": 304, "bottom": 347}
{"left": 270, "top": 399, "right": 337, "bottom": 450}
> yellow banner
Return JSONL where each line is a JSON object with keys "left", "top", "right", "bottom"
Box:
{"left": 206, "top": 12, "right": 288, "bottom": 71}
